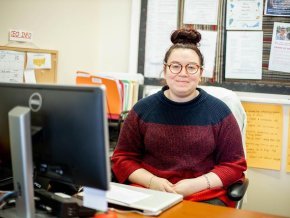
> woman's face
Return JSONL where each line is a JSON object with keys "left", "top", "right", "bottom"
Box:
{"left": 164, "top": 48, "right": 203, "bottom": 101}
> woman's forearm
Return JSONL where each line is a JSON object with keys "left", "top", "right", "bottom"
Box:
{"left": 128, "top": 168, "right": 155, "bottom": 188}
{"left": 173, "top": 172, "right": 223, "bottom": 197}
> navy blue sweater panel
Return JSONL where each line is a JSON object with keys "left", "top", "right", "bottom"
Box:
{"left": 133, "top": 88, "right": 232, "bottom": 126}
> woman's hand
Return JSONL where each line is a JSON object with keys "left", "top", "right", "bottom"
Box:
{"left": 173, "top": 179, "right": 195, "bottom": 197}
{"left": 149, "top": 176, "right": 176, "bottom": 193}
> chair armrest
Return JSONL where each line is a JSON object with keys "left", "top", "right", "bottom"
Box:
{"left": 227, "top": 178, "right": 249, "bottom": 201}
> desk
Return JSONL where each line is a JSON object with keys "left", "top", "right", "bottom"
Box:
{"left": 1, "top": 201, "right": 288, "bottom": 218}
{"left": 115, "top": 200, "right": 288, "bottom": 218}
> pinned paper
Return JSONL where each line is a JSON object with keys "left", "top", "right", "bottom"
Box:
{"left": 242, "top": 102, "right": 283, "bottom": 170}
{"left": 26, "top": 53, "right": 51, "bottom": 69}
{"left": 24, "top": 69, "right": 36, "bottom": 83}
{"left": 198, "top": 30, "right": 218, "bottom": 78}
{"left": 268, "top": 22, "right": 290, "bottom": 73}
{"left": 0, "top": 50, "right": 25, "bottom": 83}
{"left": 287, "top": 111, "right": 290, "bottom": 172}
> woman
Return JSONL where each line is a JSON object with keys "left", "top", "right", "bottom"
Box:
{"left": 111, "top": 28, "right": 247, "bottom": 207}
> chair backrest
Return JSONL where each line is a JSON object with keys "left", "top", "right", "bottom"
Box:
{"left": 200, "top": 86, "right": 248, "bottom": 209}
{"left": 199, "top": 86, "right": 247, "bottom": 157}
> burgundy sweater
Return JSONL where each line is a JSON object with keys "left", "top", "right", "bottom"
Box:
{"left": 111, "top": 87, "right": 247, "bottom": 206}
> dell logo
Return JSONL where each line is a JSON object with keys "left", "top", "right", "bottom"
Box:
{"left": 29, "top": 93, "right": 42, "bottom": 112}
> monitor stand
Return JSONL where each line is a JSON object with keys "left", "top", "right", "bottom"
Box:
{"left": 9, "top": 106, "right": 35, "bottom": 217}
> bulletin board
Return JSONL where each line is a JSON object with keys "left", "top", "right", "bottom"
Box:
{"left": 0, "top": 46, "right": 58, "bottom": 84}
{"left": 138, "top": 0, "right": 290, "bottom": 95}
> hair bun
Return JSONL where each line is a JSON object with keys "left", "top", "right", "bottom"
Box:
{"left": 170, "top": 28, "right": 201, "bottom": 45}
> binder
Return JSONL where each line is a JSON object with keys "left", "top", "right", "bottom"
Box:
{"left": 76, "top": 71, "right": 122, "bottom": 120}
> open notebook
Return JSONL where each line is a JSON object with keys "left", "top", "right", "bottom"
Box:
{"left": 107, "top": 182, "right": 183, "bottom": 216}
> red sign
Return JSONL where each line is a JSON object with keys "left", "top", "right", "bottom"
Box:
{"left": 9, "top": 29, "right": 33, "bottom": 42}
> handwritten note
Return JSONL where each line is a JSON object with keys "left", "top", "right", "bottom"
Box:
{"left": 242, "top": 102, "right": 283, "bottom": 170}
{"left": 287, "top": 110, "right": 290, "bottom": 172}
{"left": 0, "top": 50, "right": 25, "bottom": 83}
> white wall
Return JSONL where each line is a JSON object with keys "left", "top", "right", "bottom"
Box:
{"left": 0, "top": 0, "right": 132, "bottom": 84}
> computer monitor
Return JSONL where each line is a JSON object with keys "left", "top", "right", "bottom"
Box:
{"left": 0, "top": 82, "right": 110, "bottom": 191}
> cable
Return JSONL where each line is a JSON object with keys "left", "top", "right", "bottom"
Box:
{"left": 0, "top": 191, "right": 18, "bottom": 210}
{"left": 0, "top": 177, "right": 13, "bottom": 183}
{"left": 0, "top": 177, "right": 13, "bottom": 187}
{"left": 0, "top": 191, "right": 17, "bottom": 203}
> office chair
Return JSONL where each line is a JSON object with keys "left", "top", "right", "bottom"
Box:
{"left": 227, "top": 178, "right": 249, "bottom": 209}
{"left": 200, "top": 85, "right": 249, "bottom": 209}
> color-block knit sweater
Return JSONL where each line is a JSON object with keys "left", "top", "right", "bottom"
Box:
{"left": 111, "top": 86, "right": 247, "bottom": 206}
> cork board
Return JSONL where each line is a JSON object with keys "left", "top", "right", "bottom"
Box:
{"left": 0, "top": 45, "right": 58, "bottom": 84}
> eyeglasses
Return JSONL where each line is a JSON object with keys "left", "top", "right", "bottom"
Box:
{"left": 164, "top": 62, "right": 202, "bottom": 75}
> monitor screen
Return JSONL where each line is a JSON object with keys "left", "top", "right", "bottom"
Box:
{"left": 0, "top": 82, "right": 110, "bottom": 191}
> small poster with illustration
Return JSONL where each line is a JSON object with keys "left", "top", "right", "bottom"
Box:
{"left": 269, "top": 22, "right": 290, "bottom": 73}
{"left": 226, "top": 0, "right": 263, "bottom": 30}
{"left": 26, "top": 53, "right": 52, "bottom": 69}
{"left": 265, "top": 0, "right": 290, "bottom": 16}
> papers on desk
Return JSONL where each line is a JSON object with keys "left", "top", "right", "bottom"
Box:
{"left": 107, "top": 184, "right": 150, "bottom": 205}
{"left": 82, "top": 183, "right": 183, "bottom": 216}
{"left": 82, "top": 184, "right": 150, "bottom": 211}
{"left": 83, "top": 187, "right": 108, "bottom": 211}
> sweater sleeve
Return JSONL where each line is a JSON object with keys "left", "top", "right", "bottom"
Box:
{"left": 111, "top": 109, "right": 145, "bottom": 183}
{"left": 210, "top": 114, "right": 247, "bottom": 187}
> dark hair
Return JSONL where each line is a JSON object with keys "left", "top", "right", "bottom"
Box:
{"left": 163, "top": 28, "right": 204, "bottom": 67}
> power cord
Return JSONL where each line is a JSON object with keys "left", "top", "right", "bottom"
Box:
{"left": 0, "top": 190, "right": 18, "bottom": 210}
{"left": 0, "top": 177, "right": 13, "bottom": 189}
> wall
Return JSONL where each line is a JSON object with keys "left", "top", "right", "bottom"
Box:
{"left": 0, "top": 0, "right": 132, "bottom": 84}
